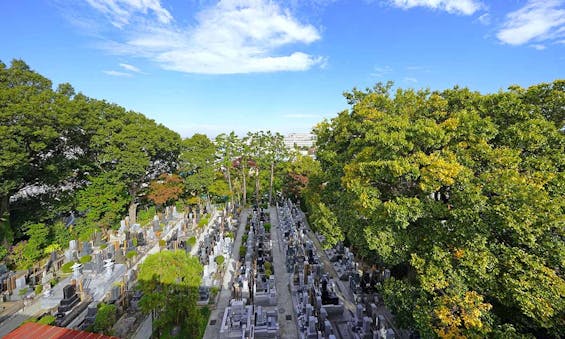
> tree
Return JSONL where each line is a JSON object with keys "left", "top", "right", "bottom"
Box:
{"left": 309, "top": 81, "right": 565, "bottom": 337}
{"left": 284, "top": 152, "right": 321, "bottom": 202}
{"left": 147, "top": 173, "right": 184, "bottom": 211}
{"left": 137, "top": 250, "right": 203, "bottom": 338}
{"left": 215, "top": 132, "right": 240, "bottom": 202}
{"left": 91, "top": 303, "right": 117, "bottom": 335}
{"left": 0, "top": 60, "right": 83, "bottom": 248}
{"left": 76, "top": 172, "right": 129, "bottom": 232}
{"left": 180, "top": 134, "right": 216, "bottom": 210}
{"left": 90, "top": 109, "right": 181, "bottom": 224}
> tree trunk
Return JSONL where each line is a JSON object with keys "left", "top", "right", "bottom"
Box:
{"left": 255, "top": 170, "right": 260, "bottom": 206}
{"left": 268, "top": 162, "right": 274, "bottom": 206}
{"left": 128, "top": 201, "right": 138, "bottom": 225}
{"left": 0, "top": 195, "right": 12, "bottom": 247}
{"left": 242, "top": 163, "right": 247, "bottom": 206}
{"left": 226, "top": 167, "right": 233, "bottom": 202}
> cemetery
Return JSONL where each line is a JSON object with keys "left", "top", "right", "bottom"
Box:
{"left": 0, "top": 196, "right": 414, "bottom": 339}
{"left": 277, "top": 199, "right": 403, "bottom": 339}
{"left": 0, "top": 203, "right": 232, "bottom": 337}
{"left": 219, "top": 207, "right": 280, "bottom": 339}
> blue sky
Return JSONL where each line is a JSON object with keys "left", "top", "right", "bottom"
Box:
{"left": 1, "top": 0, "right": 564, "bottom": 137}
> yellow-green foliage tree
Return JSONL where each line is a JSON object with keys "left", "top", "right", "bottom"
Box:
{"left": 310, "top": 81, "right": 565, "bottom": 337}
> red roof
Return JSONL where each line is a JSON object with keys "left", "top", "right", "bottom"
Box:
{"left": 4, "top": 322, "right": 120, "bottom": 339}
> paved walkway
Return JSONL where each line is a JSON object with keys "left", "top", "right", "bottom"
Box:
{"left": 269, "top": 206, "right": 299, "bottom": 339}
{"left": 203, "top": 209, "right": 249, "bottom": 339}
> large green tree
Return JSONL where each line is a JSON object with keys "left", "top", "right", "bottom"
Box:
{"left": 179, "top": 134, "right": 216, "bottom": 210}
{"left": 0, "top": 60, "right": 80, "bottom": 248}
{"left": 310, "top": 81, "right": 565, "bottom": 337}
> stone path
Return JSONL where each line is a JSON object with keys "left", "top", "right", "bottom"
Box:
{"left": 203, "top": 209, "right": 249, "bottom": 339}
{"left": 269, "top": 206, "right": 299, "bottom": 339}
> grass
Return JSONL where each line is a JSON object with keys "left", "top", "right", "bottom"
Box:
{"left": 37, "top": 315, "right": 55, "bottom": 325}
{"left": 79, "top": 255, "right": 92, "bottom": 264}
{"left": 61, "top": 261, "right": 75, "bottom": 274}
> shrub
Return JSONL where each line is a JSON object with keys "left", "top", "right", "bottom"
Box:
{"left": 197, "top": 216, "right": 209, "bottom": 228}
{"left": 61, "top": 261, "right": 75, "bottom": 274}
{"left": 137, "top": 206, "right": 156, "bottom": 226}
{"left": 132, "top": 238, "right": 138, "bottom": 247}
{"left": 242, "top": 234, "right": 248, "bottom": 244}
{"left": 18, "top": 287, "right": 28, "bottom": 297}
{"left": 214, "top": 255, "right": 225, "bottom": 266}
{"left": 126, "top": 250, "right": 137, "bottom": 260}
{"left": 100, "top": 244, "right": 108, "bottom": 250}
{"left": 35, "top": 285, "right": 43, "bottom": 295}
{"left": 264, "top": 261, "right": 272, "bottom": 271}
{"left": 37, "top": 315, "right": 55, "bottom": 325}
{"left": 263, "top": 223, "right": 271, "bottom": 233}
{"left": 264, "top": 261, "right": 273, "bottom": 276}
{"left": 79, "top": 255, "right": 92, "bottom": 264}
{"left": 239, "top": 245, "right": 246, "bottom": 258}
{"left": 159, "top": 239, "right": 166, "bottom": 247}
{"left": 92, "top": 303, "right": 117, "bottom": 335}
{"left": 209, "top": 286, "right": 220, "bottom": 302}
{"left": 49, "top": 278, "right": 58, "bottom": 287}
{"left": 187, "top": 236, "right": 197, "bottom": 247}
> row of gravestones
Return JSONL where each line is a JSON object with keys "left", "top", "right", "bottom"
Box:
{"left": 282, "top": 199, "right": 398, "bottom": 339}
{"left": 279, "top": 202, "right": 348, "bottom": 339}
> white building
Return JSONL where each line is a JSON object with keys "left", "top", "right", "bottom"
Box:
{"left": 284, "top": 133, "right": 316, "bottom": 150}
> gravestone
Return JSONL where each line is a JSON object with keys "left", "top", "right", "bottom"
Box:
{"left": 93, "top": 232, "right": 103, "bottom": 246}
{"left": 80, "top": 241, "right": 92, "bottom": 257}
{"left": 15, "top": 276, "right": 26, "bottom": 289}
{"left": 93, "top": 253, "right": 104, "bottom": 274}
{"left": 104, "top": 259, "right": 114, "bottom": 278}
{"left": 64, "top": 249, "right": 73, "bottom": 263}
{"left": 107, "top": 244, "right": 115, "bottom": 259}
{"left": 152, "top": 215, "right": 160, "bottom": 231}
{"left": 120, "top": 220, "right": 127, "bottom": 233}
{"left": 114, "top": 248, "right": 125, "bottom": 264}
{"left": 57, "top": 284, "right": 79, "bottom": 314}
{"left": 72, "top": 263, "right": 83, "bottom": 278}
{"left": 137, "top": 232, "right": 145, "bottom": 246}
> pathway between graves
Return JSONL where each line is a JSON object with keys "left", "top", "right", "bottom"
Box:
{"left": 269, "top": 206, "right": 300, "bottom": 339}
{"left": 202, "top": 209, "right": 249, "bottom": 339}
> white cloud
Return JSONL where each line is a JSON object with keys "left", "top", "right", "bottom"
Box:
{"left": 103, "top": 70, "right": 133, "bottom": 77}
{"left": 388, "top": 0, "right": 483, "bottom": 15}
{"left": 82, "top": 0, "right": 323, "bottom": 74}
{"left": 119, "top": 62, "right": 142, "bottom": 73}
{"left": 283, "top": 114, "right": 321, "bottom": 118}
{"left": 497, "top": 0, "right": 565, "bottom": 45}
{"left": 403, "top": 77, "right": 418, "bottom": 83}
{"left": 530, "top": 44, "right": 546, "bottom": 50}
{"left": 371, "top": 65, "right": 393, "bottom": 77}
{"left": 477, "top": 12, "right": 490, "bottom": 25}
{"left": 85, "top": 0, "right": 172, "bottom": 28}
